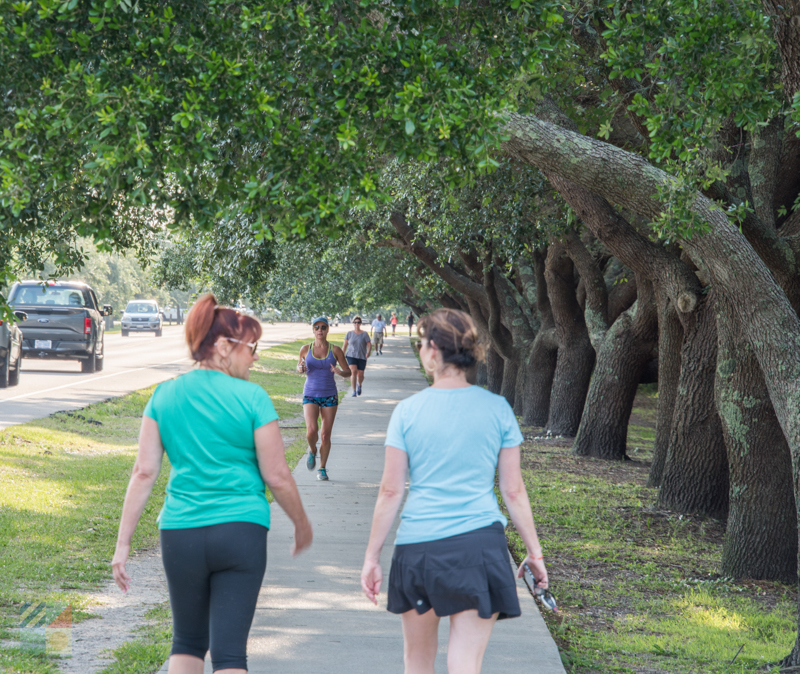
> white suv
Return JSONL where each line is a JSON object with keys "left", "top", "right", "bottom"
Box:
{"left": 121, "top": 301, "right": 163, "bottom": 337}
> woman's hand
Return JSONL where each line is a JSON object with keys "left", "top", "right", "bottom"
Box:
{"left": 291, "top": 518, "right": 313, "bottom": 557}
{"left": 517, "top": 554, "right": 548, "bottom": 588}
{"left": 361, "top": 557, "right": 383, "bottom": 605}
{"left": 112, "top": 542, "right": 132, "bottom": 593}
{"left": 297, "top": 360, "right": 306, "bottom": 373}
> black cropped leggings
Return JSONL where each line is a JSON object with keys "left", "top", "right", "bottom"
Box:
{"left": 160, "top": 521, "right": 268, "bottom": 671}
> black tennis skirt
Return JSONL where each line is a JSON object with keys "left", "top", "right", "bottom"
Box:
{"left": 387, "top": 522, "right": 521, "bottom": 620}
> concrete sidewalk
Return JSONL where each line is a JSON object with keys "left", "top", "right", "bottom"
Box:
{"left": 162, "top": 335, "right": 565, "bottom": 673}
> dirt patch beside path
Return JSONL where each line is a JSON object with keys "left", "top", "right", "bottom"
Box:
{"left": 60, "top": 548, "right": 168, "bottom": 674}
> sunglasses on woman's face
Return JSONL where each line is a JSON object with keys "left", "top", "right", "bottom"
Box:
{"left": 225, "top": 338, "right": 259, "bottom": 355}
{"left": 354, "top": 321, "right": 362, "bottom": 325}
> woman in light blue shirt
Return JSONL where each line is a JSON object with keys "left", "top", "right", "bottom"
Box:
{"left": 361, "top": 308, "right": 548, "bottom": 674}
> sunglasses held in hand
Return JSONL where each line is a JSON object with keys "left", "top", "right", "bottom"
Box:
{"left": 524, "top": 563, "right": 558, "bottom": 613}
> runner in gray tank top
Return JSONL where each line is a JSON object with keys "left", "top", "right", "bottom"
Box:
{"left": 342, "top": 315, "right": 372, "bottom": 398}
{"left": 297, "top": 316, "right": 351, "bottom": 481}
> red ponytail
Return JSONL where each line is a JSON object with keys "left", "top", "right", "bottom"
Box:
{"left": 184, "top": 294, "right": 262, "bottom": 362}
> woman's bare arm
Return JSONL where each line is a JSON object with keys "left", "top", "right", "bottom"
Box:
{"left": 498, "top": 445, "right": 548, "bottom": 587}
{"left": 255, "top": 421, "right": 313, "bottom": 555}
{"left": 297, "top": 344, "right": 309, "bottom": 373}
{"left": 112, "top": 416, "right": 165, "bottom": 592}
{"left": 361, "top": 446, "right": 408, "bottom": 604}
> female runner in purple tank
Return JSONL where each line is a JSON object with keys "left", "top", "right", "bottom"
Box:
{"left": 297, "top": 316, "right": 352, "bottom": 481}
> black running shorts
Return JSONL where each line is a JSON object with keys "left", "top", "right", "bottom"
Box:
{"left": 387, "top": 522, "right": 521, "bottom": 620}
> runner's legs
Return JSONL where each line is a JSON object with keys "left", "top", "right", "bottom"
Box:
{"left": 318, "top": 405, "right": 338, "bottom": 468}
{"left": 303, "top": 403, "right": 320, "bottom": 455}
{"left": 350, "top": 364, "right": 358, "bottom": 392}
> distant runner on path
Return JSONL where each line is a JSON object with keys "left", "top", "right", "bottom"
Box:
{"left": 112, "top": 294, "right": 312, "bottom": 674}
{"left": 342, "top": 315, "right": 372, "bottom": 398}
{"left": 361, "top": 308, "right": 549, "bottom": 674}
{"left": 390, "top": 312, "right": 398, "bottom": 336}
{"left": 371, "top": 314, "right": 387, "bottom": 355}
{"left": 407, "top": 311, "right": 414, "bottom": 336}
{"left": 298, "top": 316, "right": 352, "bottom": 481}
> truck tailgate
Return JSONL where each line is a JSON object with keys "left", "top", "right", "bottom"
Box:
{"left": 15, "top": 307, "right": 88, "bottom": 342}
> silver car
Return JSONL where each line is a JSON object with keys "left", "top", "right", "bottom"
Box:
{"left": 121, "top": 301, "right": 163, "bottom": 337}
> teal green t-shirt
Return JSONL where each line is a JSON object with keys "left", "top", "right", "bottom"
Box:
{"left": 143, "top": 369, "right": 279, "bottom": 530}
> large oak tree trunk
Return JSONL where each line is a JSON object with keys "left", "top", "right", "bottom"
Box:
{"left": 514, "top": 363, "right": 526, "bottom": 417}
{"left": 474, "top": 360, "right": 488, "bottom": 387}
{"left": 574, "top": 279, "right": 658, "bottom": 460}
{"left": 522, "top": 328, "right": 558, "bottom": 427}
{"left": 486, "top": 345, "right": 504, "bottom": 395}
{"left": 500, "top": 104, "right": 800, "bottom": 669}
{"left": 519, "top": 249, "right": 557, "bottom": 427}
{"left": 657, "top": 295, "right": 729, "bottom": 519}
{"left": 545, "top": 244, "right": 595, "bottom": 436}
{"left": 715, "top": 295, "right": 797, "bottom": 581}
{"left": 648, "top": 292, "right": 684, "bottom": 487}
{"left": 500, "top": 355, "right": 518, "bottom": 408}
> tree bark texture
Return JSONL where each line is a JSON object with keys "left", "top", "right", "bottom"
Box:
{"left": 500, "top": 356, "right": 518, "bottom": 409}
{"left": 474, "top": 359, "right": 488, "bottom": 387}
{"left": 515, "top": 249, "right": 557, "bottom": 426}
{"left": 715, "top": 294, "right": 797, "bottom": 582}
{"left": 545, "top": 244, "right": 596, "bottom": 436}
{"left": 500, "top": 98, "right": 800, "bottom": 669}
{"left": 522, "top": 328, "right": 558, "bottom": 427}
{"left": 514, "top": 364, "right": 526, "bottom": 417}
{"left": 657, "top": 295, "right": 729, "bottom": 520}
{"left": 648, "top": 292, "right": 684, "bottom": 488}
{"left": 763, "top": 0, "right": 800, "bottom": 101}
{"left": 486, "top": 344, "right": 504, "bottom": 395}
{"left": 573, "top": 278, "right": 658, "bottom": 460}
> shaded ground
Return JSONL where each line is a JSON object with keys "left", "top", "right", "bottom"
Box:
{"left": 506, "top": 384, "right": 796, "bottom": 674}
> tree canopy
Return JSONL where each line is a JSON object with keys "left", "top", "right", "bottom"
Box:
{"left": 8, "top": 0, "right": 800, "bottom": 666}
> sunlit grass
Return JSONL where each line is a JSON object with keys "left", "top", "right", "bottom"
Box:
{"left": 504, "top": 383, "right": 795, "bottom": 674}
{"left": 0, "top": 338, "right": 317, "bottom": 671}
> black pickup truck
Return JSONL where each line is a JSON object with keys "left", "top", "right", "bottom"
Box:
{"left": 8, "top": 280, "right": 112, "bottom": 373}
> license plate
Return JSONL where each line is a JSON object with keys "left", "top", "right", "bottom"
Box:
{"left": 34, "top": 340, "right": 52, "bottom": 349}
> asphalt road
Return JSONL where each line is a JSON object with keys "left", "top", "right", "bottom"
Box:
{"left": 0, "top": 322, "right": 329, "bottom": 430}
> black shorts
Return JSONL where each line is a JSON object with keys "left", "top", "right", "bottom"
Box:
{"left": 160, "top": 522, "right": 268, "bottom": 670}
{"left": 387, "top": 522, "right": 521, "bottom": 620}
{"left": 346, "top": 356, "right": 367, "bottom": 371}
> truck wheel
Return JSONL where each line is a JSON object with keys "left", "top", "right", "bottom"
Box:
{"left": 81, "top": 351, "right": 97, "bottom": 374}
{"left": 96, "top": 351, "right": 104, "bottom": 372}
{"left": 155, "top": 328, "right": 162, "bottom": 337}
{"left": 121, "top": 330, "right": 129, "bottom": 337}
{"left": 0, "top": 354, "right": 9, "bottom": 388}
{"left": 8, "top": 355, "right": 20, "bottom": 386}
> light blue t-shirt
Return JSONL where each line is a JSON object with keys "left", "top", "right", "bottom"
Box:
{"left": 144, "top": 369, "right": 279, "bottom": 530}
{"left": 385, "top": 385, "right": 524, "bottom": 545}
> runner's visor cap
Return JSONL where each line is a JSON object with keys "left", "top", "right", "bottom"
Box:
{"left": 311, "top": 316, "right": 329, "bottom": 327}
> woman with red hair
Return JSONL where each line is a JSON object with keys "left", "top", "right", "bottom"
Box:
{"left": 112, "top": 294, "right": 312, "bottom": 674}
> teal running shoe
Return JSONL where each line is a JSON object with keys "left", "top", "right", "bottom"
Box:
{"left": 357, "top": 384, "right": 362, "bottom": 396}
{"left": 317, "top": 468, "right": 329, "bottom": 481}
{"left": 306, "top": 450, "right": 316, "bottom": 471}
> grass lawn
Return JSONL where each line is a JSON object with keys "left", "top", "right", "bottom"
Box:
{"left": 405, "top": 342, "right": 798, "bottom": 674}
{"left": 0, "top": 337, "right": 326, "bottom": 673}
{"left": 505, "top": 383, "right": 797, "bottom": 674}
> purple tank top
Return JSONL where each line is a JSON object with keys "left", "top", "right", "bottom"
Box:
{"left": 303, "top": 344, "right": 338, "bottom": 397}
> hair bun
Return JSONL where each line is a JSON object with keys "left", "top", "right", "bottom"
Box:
{"left": 416, "top": 308, "right": 485, "bottom": 371}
